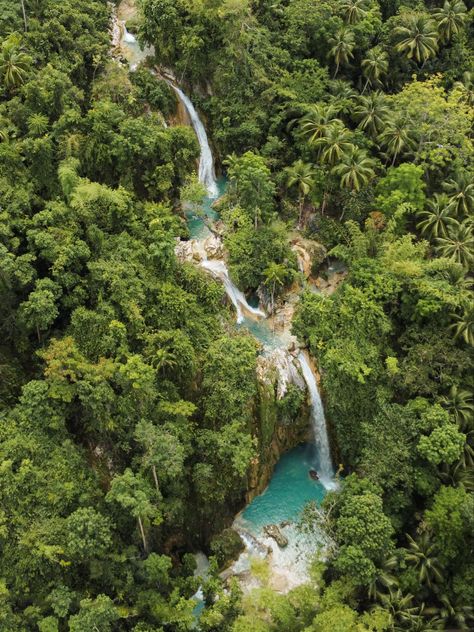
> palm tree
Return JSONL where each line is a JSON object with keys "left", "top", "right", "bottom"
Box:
{"left": 435, "top": 221, "right": 474, "bottom": 268}
{"left": 440, "top": 457, "right": 474, "bottom": 490}
{"left": 394, "top": 14, "right": 439, "bottom": 64}
{"left": 378, "top": 117, "right": 416, "bottom": 165}
{"left": 454, "top": 71, "right": 474, "bottom": 107}
{"left": 405, "top": 533, "right": 443, "bottom": 589}
{"left": 353, "top": 92, "right": 390, "bottom": 137}
{"left": 436, "top": 593, "right": 474, "bottom": 630}
{"left": 432, "top": 0, "right": 467, "bottom": 43}
{"left": 263, "top": 262, "right": 287, "bottom": 313}
{"left": 329, "top": 28, "right": 355, "bottom": 78}
{"left": 299, "top": 104, "right": 342, "bottom": 144}
{"left": 341, "top": 0, "right": 370, "bottom": 24}
{"left": 368, "top": 555, "right": 399, "bottom": 602}
{"left": 285, "top": 160, "right": 316, "bottom": 226}
{"left": 416, "top": 194, "right": 458, "bottom": 239}
{"left": 361, "top": 48, "right": 389, "bottom": 93}
{"left": 442, "top": 173, "right": 474, "bottom": 217}
{"left": 0, "top": 34, "right": 31, "bottom": 90}
{"left": 379, "top": 589, "right": 421, "bottom": 629}
{"left": 332, "top": 147, "right": 377, "bottom": 192}
{"left": 440, "top": 385, "right": 474, "bottom": 430}
{"left": 450, "top": 304, "right": 474, "bottom": 346}
{"left": 313, "top": 122, "right": 354, "bottom": 166}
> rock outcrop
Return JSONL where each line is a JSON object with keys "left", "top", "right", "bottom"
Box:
{"left": 264, "top": 524, "right": 288, "bottom": 548}
{"left": 290, "top": 237, "right": 327, "bottom": 279}
{"left": 174, "top": 234, "right": 224, "bottom": 263}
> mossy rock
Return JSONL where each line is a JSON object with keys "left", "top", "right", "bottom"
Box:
{"left": 210, "top": 528, "right": 245, "bottom": 569}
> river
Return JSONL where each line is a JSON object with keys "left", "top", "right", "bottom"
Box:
{"left": 114, "top": 7, "right": 338, "bottom": 596}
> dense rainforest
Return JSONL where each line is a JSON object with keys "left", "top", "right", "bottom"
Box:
{"left": 0, "top": 0, "right": 473, "bottom": 630}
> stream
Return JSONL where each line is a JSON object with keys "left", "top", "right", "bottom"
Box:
{"left": 113, "top": 8, "right": 338, "bottom": 598}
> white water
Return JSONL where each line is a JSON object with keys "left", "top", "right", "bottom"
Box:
{"left": 297, "top": 352, "right": 336, "bottom": 490}
{"left": 123, "top": 27, "right": 136, "bottom": 43}
{"left": 201, "top": 260, "right": 266, "bottom": 323}
{"left": 169, "top": 84, "right": 219, "bottom": 198}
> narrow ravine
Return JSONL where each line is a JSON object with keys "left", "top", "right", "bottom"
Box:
{"left": 114, "top": 9, "right": 338, "bottom": 594}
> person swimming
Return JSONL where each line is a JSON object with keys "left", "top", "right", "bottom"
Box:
{"left": 309, "top": 469, "right": 319, "bottom": 481}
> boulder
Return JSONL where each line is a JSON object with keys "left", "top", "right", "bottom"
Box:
{"left": 264, "top": 524, "right": 288, "bottom": 548}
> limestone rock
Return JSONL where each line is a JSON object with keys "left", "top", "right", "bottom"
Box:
{"left": 264, "top": 524, "right": 288, "bottom": 548}
{"left": 256, "top": 348, "right": 305, "bottom": 399}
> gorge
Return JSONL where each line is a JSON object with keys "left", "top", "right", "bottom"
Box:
{"left": 115, "top": 17, "right": 339, "bottom": 592}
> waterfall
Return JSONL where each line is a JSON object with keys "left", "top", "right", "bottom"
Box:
{"left": 123, "top": 27, "right": 136, "bottom": 44}
{"left": 201, "top": 260, "right": 265, "bottom": 323}
{"left": 297, "top": 352, "right": 335, "bottom": 489}
{"left": 168, "top": 84, "right": 219, "bottom": 198}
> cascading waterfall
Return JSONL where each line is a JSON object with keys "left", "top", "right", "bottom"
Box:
{"left": 297, "top": 352, "right": 336, "bottom": 490}
{"left": 168, "top": 84, "right": 219, "bottom": 198}
{"left": 201, "top": 259, "right": 266, "bottom": 323}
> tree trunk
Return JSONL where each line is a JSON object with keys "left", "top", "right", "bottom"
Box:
{"left": 138, "top": 516, "right": 147, "bottom": 552}
{"left": 152, "top": 465, "right": 159, "bottom": 494}
{"left": 333, "top": 61, "right": 339, "bottom": 79}
{"left": 298, "top": 196, "right": 304, "bottom": 228}
{"left": 20, "top": 0, "right": 27, "bottom": 31}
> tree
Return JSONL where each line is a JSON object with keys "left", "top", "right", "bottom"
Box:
{"left": 432, "top": 0, "right": 467, "bottom": 43}
{"left": 64, "top": 507, "right": 112, "bottom": 562}
{"left": 68, "top": 595, "right": 118, "bottom": 632}
{"left": 226, "top": 152, "right": 276, "bottom": 227}
{"left": 440, "top": 385, "right": 474, "bottom": 430}
{"left": 442, "top": 173, "right": 474, "bottom": 217}
{"left": 19, "top": 280, "right": 60, "bottom": 342}
{"left": 263, "top": 262, "right": 287, "bottom": 313}
{"left": 340, "top": 0, "right": 370, "bottom": 24}
{"left": 332, "top": 148, "right": 377, "bottom": 192}
{"left": 378, "top": 117, "right": 415, "bottom": 166}
{"left": 354, "top": 92, "right": 390, "bottom": 137}
{"left": 361, "top": 48, "right": 388, "bottom": 93}
{"left": 328, "top": 28, "right": 355, "bottom": 78}
{"left": 394, "top": 14, "right": 439, "bottom": 64}
{"left": 367, "top": 556, "right": 398, "bottom": 602}
{"left": 375, "top": 163, "right": 426, "bottom": 217}
{"left": 450, "top": 305, "right": 474, "bottom": 346}
{"left": 378, "top": 589, "right": 421, "bottom": 629}
{"left": 284, "top": 160, "right": 316, "bottom": 226}
{"left": 299, "top": 104, "right": 342, "bottom": 144}
{"left": 416, "top": 194, "right": 458, "bottom": 239}
{"left": 435, "top": 222, "right": 474, "bottom": 268}
{"left": 134, "top": 419, "right": 184, "bottom": 493}
{"left": 404, "top": 533, "right": 443, "bottom": 589}
{"left": 0, "top": 34, "right": 31, "bottom": 90}
{"left": 425, "top": 485, "right": 471, "bottom": 563}
{"left": 106, "top": 468, "right": 160, "bottom": 551}
{"left": 312, "top": 122, "right": 354, "bottom": 166}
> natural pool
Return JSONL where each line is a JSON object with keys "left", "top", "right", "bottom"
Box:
{"left": 239, "top": 443, "right": 327, "bottom": 531}
{"left": 186, "top": 177, "right": 226, "bottom": 239}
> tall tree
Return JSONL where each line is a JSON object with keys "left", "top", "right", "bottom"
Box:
{"left": 432, "top": 0, "right": 467, "bottom": 43}
{"left": 394, "top": 14, "right": 439, "bottom": 64}
{"left": 416, "top": 193, "right": 458, "bottom": 239}
{"left": 353, "top": 92, "right": 390, "bottom": 137}
{"left": 332, "top": 148, "right": 377, "bottom": 192}
{"left": 329, "top": 28, "right": 355, "bottom": 78}
{"left": 284, "top": 160, "right": 316, "bottom": 226}
{"left": 361, "top": 48, "right": 388, "bottom": 93}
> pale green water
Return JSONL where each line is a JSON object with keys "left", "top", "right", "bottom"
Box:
{"left": 240, "top": 444, "right": 326, "bottom": 532}
{"left": 187, "top": 177, "right": 226, "bottom": 239}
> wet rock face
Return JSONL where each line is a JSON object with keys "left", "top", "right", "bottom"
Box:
{"left": 256, "top": 348, "right": 304, "bottom": 400}
{"left": 290, "top": 237, "right": 327, "bottom": 279}
{"left": 174, "top": 235, "right": 224, "bottom": 263}
{"left": 264, "top": 524, "right": 288, "bottom": 548}
{"left": 248, "top": 349, "right": 311, "bottom": 503}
